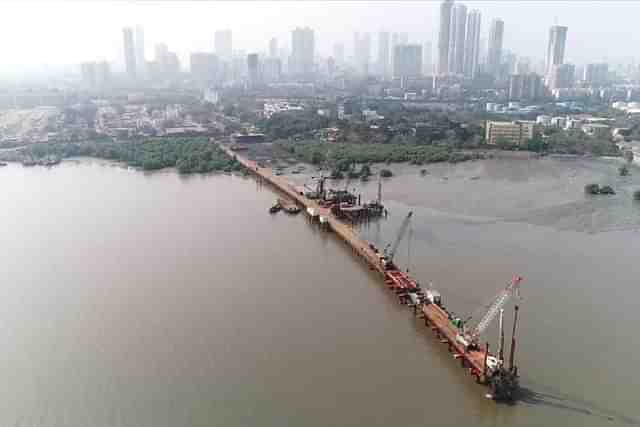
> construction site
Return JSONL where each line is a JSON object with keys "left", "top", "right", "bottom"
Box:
{"left": 221, "top": 143, "right": 524, "bottom": 402}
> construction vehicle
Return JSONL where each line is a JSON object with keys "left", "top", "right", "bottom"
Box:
{"left": 424, "top": 282, "right": 443, "bottom": 307}
{"left": 455, "top": 276, "right": 523, "bottom": 401}
{"left": 380, "top": 211, "right": 413, "bottom": 270}
{"left": 304, "top": 175, "right": 327, "bottom": 200}
{"left": 455, "top": 276, "right": 522, "bottom": 350}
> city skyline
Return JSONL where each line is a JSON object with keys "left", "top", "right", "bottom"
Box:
{"left": 2, "top": 0, "right": 639, "bottom": 77}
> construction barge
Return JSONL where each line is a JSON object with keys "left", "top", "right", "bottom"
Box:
{"left": 221, "top": 144, "right": 522, "bottom": 401}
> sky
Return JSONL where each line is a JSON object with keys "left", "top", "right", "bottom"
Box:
{"left": 2, "top": 0, "right": 640, "bottom": 74}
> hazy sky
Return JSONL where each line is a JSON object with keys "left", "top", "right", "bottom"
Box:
{"left": 3, "top": 0, "right": 640, "bottom": 73}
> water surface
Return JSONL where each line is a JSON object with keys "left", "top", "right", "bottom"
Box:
{"left": 0, "top": 157, "right": 638, "bottom": 426}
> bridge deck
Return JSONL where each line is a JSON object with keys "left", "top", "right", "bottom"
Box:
{"left": 222, "top": 144, "right": 491, "bottom": 382}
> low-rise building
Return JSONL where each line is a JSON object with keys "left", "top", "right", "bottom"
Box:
{"left": 263, "top": 102, "right": 304, "bottom": 119}
{"left": 582, "top": 123, "right": 610, "bottom": 138}
{"left": 550, "top": 116, "right": 567, "bottom": 129}
{"left": 485, "top": 120, "right": 536, "bottom": 146}
{"left": 536, "top": 115, "right": 552, "bottom": 126}
{"left": 362, "top": 109, "right": 383, "bottom": 122}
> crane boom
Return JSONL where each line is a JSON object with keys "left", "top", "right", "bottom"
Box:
{"left": 384, "top": 211, "right": 413, "bottom": 263}
{"left": 470, "top": 276, "right": 523, "bottom": 341}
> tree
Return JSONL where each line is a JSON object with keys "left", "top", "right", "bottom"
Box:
{"left": 359, "top": 164, "right": 371, "bottom": 178}
{"left": 619, "top": 165, "right": 630, "bottom": 177}
{"left": 310, "top": 150, "right": 325, "bottom": 165}
{"left": 527, "top": 137, "right": 547, "bottom": 153}
{"left": 495, "top": 137, "right": 516, "bottom": 150}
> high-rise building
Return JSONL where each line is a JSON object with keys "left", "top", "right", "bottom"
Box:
{"left": 135, "top": 25, "right": 145, "bottom": 76}
{"left": 247, "top": 53, "right": 261, "bottom": 86}
{"left": 263, "top": 57, "right": 282, "bottom": 82}
{"left": 449, "top": 3, "right": 467, "bottom": 75}
{"left": 95, "top": 61, "right": 111, "bottom": 87}
{"left": 546, "top": 26, "right": 568, "bottom": 76}
{"left": 509, "top": 73, "right": 544, "bottom": 100}
{"left": 81, "top": 62, "right": 110, "bottom": 88}
{"left": 464, "top": 9, "right": 481, "bottom": 78}
{"left": 165, "top": 52, "right": 181, "bottom": 75}
{"left": 487, "top": 19, "right": 504, "bottom": 77}
{"left": 332, "top": 44, "right": 344, "bottom": 69}
{"left": 391, "top": 33, "right": 399, "bottom": 52}
{"left": 354, "top": 32, "right": 372, "bottom": 76}
{"left": 155, "top": 43, "right": 168, "bottom": 64}
{"left": 215, "top": 29, "right": 233, "bottom": 62}
{"left": 548, "top": 63, "right": 575, "bottom": 89}
{"left": 327, "top": 56, "right": 336, "bottom": 77}
{"left": 514, "top": 57, "right": 531, "bottom": 75}
{"left": 333, "top": 42, "right": 345, "bottom": 66}
{"left": 399, "top": 32, "right": 409, "bottom": 44}
{"left": 423, "top": 41, "right": 433, "bottom": 76}
{"left": 437, "top": 0, "right": 454, "bottom": 75}
{"left": 80, "top": 62, "right": 96, "bottom": 88}
{"left": 391, "top": 33, "right": 399, "bottom": 74}
{"left": 583, "top": 63, "right": 608, "bottom": 85}
{"left": 150, "top": 43, "right": 180, "bottom": 79}
{"left": 393, "top": 44, "right": 422, "bottom": 79}
{"left": 190, "top": 52, "right": 219, "bottom": 84}
{"left": 378, "top": 31, "right": 390, "bottom": 79}
{"left": 231, "top": 55, "right": 247, "bottom": 81}
{"left": 290, "top": 27, "right": 315, "bottom": 79}
{"left": 269, "top": 38, "right": 278, "bottom": 58}
{"left": 122, "top": 27, "right": 136, "bottom": 79}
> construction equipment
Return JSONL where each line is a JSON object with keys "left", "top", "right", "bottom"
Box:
{"left": 304, "top": 175, "right": 327, "bottom": 199}
{"left": 380, "top": 211, "right": 413, "bottom": 270}
{"left": 456, "top": 276, "right": 523, "bottom": 350}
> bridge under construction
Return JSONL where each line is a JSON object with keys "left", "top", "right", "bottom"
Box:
{"left": 222, "top": 143, "right": 523, "bottom": 401}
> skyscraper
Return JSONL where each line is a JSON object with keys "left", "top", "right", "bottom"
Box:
{"left": 437, "top": 0, "right": 454, "bottom": 75}
{"left": 81, "top": 61, "right": 111, "bottom": 88}
{"left": 449, "top": 3, "right": 467, "bottom": 75}
{"left": 546, "top": 25, "right": 568, "bottom": 76}
{"left": 290, "top": 27, "right": 314, "bottom": 79}
{"left": 393, "top": 44, "right": 422, "bottom": 79}
{"left": 391, "top": 33, "right": 399, "bottom": 74}
{"left": 487, "top": 18, "right": 504, "bottom": 77}
{"left": 263, "top": 57, "right": 282, "bottom": 82}
{"left": 155, "top": 43, "right": 169, "bottom": 65}
{"left": 378, "top": 31, "right": 390, "bottom": 79}
{"left": 122, "top": 27, "right": 136, "bottom": 79}
{"left": 215, "top": 30, "right": 233, "bottom": 62}
{"left": 548, "top": 63, "right": 575, "bottom": 89}
{"left": 583, "top": 63, "right": 608, "bottom": 85}
{"left": 354, "top": 32, "right": 371, "bottom": 76}
{"left": 509, "top": 73, "right": 543, "bottom": 100}
{"left": 190, "top": 52, "right": 219, "bottom": 84}
{"left": 333, "top": 42, "right": 345, "bottom": 66}
{"left": 514, "top": 57, "right": 531, "bottom": 75}
{"left": 269, "top": 38, "right": 278, "bottom": 58}
{"left": 135, "top": 25, "right": 145, "bottom": 76}
{"left": 247, "top": 53, "right": 260, "bottom": 86}
{"left": 423, "top": 41, "right": 433, "bottom": 76}
{"left": 464, "top": 9, "right": 481, "bottom": 78}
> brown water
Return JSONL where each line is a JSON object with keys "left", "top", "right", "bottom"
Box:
{"left": 0, "top": 157, "right": 639, "bottom": 426}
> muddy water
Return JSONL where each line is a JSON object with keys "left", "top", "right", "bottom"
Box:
{"left": 0, "top": 157, "right": 638, "bottom": 426}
